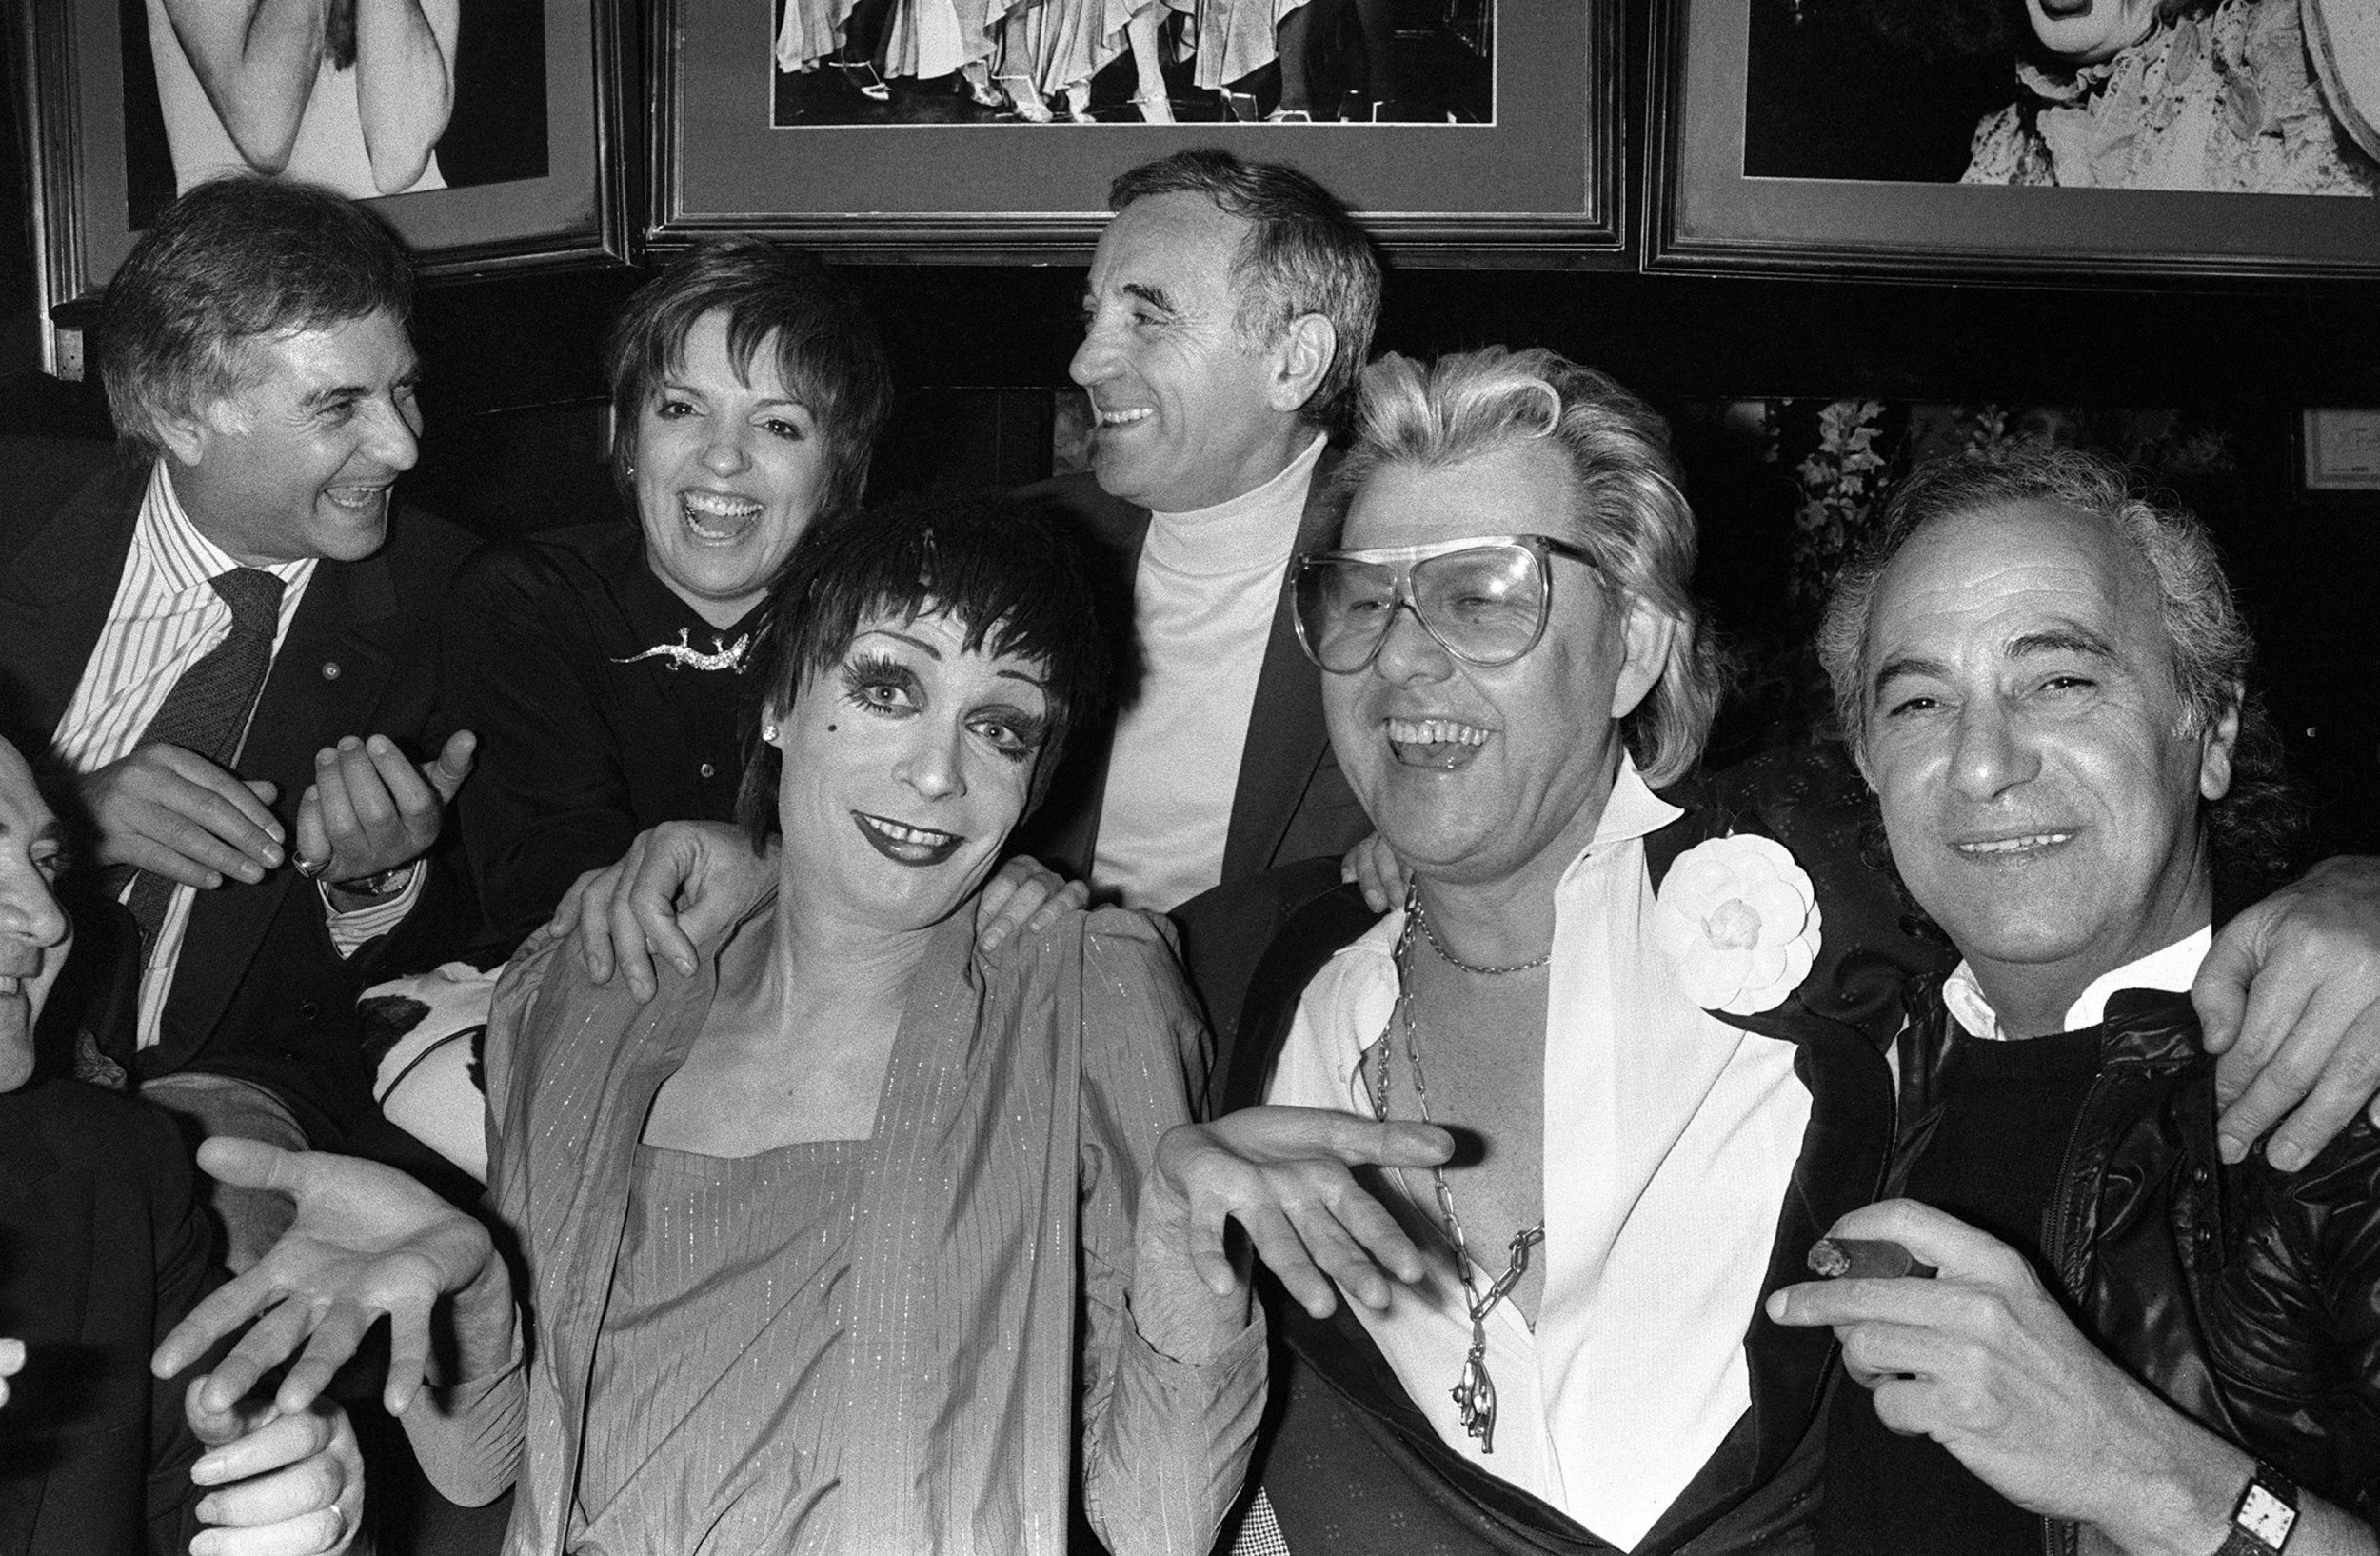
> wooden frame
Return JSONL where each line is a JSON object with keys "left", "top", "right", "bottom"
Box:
{"left": 17, "top": 0, "right": 632, "bottom": 376}
{"left": 650, "top": 0, "right": 1624, "bottom": 266}
{"left": 1647, "top": 0, "right": 2380, "bottom": 280}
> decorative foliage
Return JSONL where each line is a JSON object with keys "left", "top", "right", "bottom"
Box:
{"left": 1789, "top": 398, "right": 1890, "bottom": 611}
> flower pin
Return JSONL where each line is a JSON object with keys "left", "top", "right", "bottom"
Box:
{"left": 1652, "top": 833, "right": 1823, "bottom": 1015}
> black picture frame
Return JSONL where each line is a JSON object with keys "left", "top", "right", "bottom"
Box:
{"left": 1646, "top": 0, "right": 2380, "bottom": 280}
{"left": 19, "top": 0, "right": 633, "bottom": 376}
{"left": 651, "top": 0, "right": 1624, "bottom": 266}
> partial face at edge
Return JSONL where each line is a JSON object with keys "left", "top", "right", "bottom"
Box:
{"left": 1323, "top": 441, "right": 1672, "bottom": 888}
{"left": 1858, "top": 500, "right": 2234, "bottom": 994}
{"left": 769, "top": 609, "right": 1053, "bottom": 933}
{"left": 0, "top": 740, "right": 70, "bottom": 1094}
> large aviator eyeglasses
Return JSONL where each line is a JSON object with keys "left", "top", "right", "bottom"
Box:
{"left": 1292, "top": 533, "right": 1600, "bottom": 675}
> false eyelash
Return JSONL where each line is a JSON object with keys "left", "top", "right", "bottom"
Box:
{"left": 840, "top": 650, "right": 918, "bottom": 706}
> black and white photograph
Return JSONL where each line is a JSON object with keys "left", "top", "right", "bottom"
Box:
{"left": 4, "top": 0, "right": 2380, "bottom": 1552}
{"left": 768, "top": 0, "right": 1493, "bottom": 126}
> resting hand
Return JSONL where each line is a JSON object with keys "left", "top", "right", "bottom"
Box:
{"left": 1133, "top": 1105, "right": 1451, "bottom": 1361}
{"left": 973, "top": 855, "right": 1087, "bottom": 961}
{"left": 545, "top": 821, "right": 771, "bottom": 1002}
{"left": 151, "top": 1139, "right": 504, "bottom": 1419}
{"left": 184, "top": 1387, "right": 363, "bottom": 1556}
{"left": 2195, "top": 855, "right": 2380, "bottom": 1169}
{"left": 76, "top": 744, "right": 283, "bottom": 889}
{"left": 0, "top": 1336, "right": 20, "bottom": 1409}
{"left": 1767, "top": 1200, "right": 2260, "bottom": 1554}
{"left": 1339, "top": 832, "right": 1407, "bottom": 916}
{"left": 294, "top": 729, "right": 474, "bottom": 895}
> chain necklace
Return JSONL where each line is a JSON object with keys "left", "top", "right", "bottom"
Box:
{"left": 1411, "top": 889, "right": 1551, "bottom": 976}
{"left": 1368, "top": 882, "right": 1546, "bottom": 1454}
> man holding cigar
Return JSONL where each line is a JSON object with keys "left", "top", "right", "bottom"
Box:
{"left": 1774, "top": 450, "right": 2380, "bottom": 1555}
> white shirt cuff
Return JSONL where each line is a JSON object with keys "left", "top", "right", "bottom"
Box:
{"left": 320, "top": 861, "right": 426, "bottom": 957}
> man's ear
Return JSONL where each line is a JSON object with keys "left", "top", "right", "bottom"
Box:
{"left": 1609, "top": 597, "right": 1676, "bottom": 722}
{"left": 153, "top": 395, "right": 245, "bottom": 469}
{"left": 1267, "top": 312, "right": 1337, "bottom": 416}
{"left": 2198, "top": 689, "right": 2242, "bottom": 802}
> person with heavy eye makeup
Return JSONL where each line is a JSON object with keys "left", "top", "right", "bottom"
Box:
{"left": 153, "top": 493, "right": 1266, "bottom": 1556}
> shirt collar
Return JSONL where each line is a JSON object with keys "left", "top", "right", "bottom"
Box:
{"left": 1943, "top": 925, "right": 2212, "bottom": 1041}
{"left": 142, "top": 462, "right": 314, "bottom": 591}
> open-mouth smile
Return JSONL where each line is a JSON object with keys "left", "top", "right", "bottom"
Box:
{"left": 1954, "top": 831, "right": 2075, "bottom": 859}
{"left": 852, "top": 810, "right": 965, "bottom": 867}
{"left": 1385, "top": 716, "right": 1491, "bottom": 770}
{"left": 681, "top": 489, "right": 765, "bottom": 545}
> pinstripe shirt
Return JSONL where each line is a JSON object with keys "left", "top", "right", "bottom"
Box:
{"left": 47, "top": 461, "right": 420, "bottom": 1047}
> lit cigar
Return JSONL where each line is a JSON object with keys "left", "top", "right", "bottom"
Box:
{"left": 1807, "top": 1238, "right": 1938, "bottom": 1280}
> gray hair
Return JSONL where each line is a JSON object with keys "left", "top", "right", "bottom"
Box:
{"left": 1817, "top": 448, "right": 2304, "bottom": 891}
{"left": 1815, "top": 448, "right": 2250, "bottom": 759}
{"left": 1332, "top": 347, "right": 1722, "bottom": 788}
{"left": 1108, "top": 149, "right": 1380, "bottom": 430}
{"left": 96, "top": 177, "right": 413, "bottom": 457}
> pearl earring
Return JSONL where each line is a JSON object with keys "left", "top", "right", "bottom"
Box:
{"left": 763, "top": 721, "right": 780, "bottom": 742}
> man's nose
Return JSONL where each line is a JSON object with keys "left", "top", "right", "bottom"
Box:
{"left": 367, "top": 397, "right": 420, "bottom": 472}
{"left": 1371, "top": 599, "right": 1456, "bottom": 684}
{"left": 0, "top": 871, "right": 68, "bottom": 955}
{"left": 1069, "top": 321, "right": 1117, "bottom": 389}
{"left": 897, "top": 721, "right": 966, "bottom": 800}
{"left": 1947, "top": 699, "right": 2039, "bottom": 799}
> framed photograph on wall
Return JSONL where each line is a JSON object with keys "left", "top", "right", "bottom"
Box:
{"left": 20, "top": 0, "right": 632, "bottom": 376}
{"left": 651, "top": 0, "right": 1622, "bottom": 265}
{"left": 1647, "top": 0, "right": 2380, "bottom": 279}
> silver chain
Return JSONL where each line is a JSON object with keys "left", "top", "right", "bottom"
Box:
{"left": 1369, "top": 882, "right": 1546, "bottom": 1454}
{"left": 1411, "top": 889, "right": 1551, "bottom": 976}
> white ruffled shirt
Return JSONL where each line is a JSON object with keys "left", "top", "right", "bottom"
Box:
{"left": 1265, "top": 763, "right": 1815, "bottom": 1549}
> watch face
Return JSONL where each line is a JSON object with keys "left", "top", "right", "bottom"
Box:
{"left": 2240, "top": 1484, "right": 2297, "bottom": 1548}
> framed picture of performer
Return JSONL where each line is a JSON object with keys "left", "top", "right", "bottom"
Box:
{"left": 653, "top": 0, "right": 1623, "bottom": 263}
{"left": 19, "top": 0, "right": 633, "bottom": 376}
{"left": 1648, "top": 0, "right": 2380, "bottom": 278}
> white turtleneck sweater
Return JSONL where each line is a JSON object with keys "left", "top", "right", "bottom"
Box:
{"left": 1092, "top": 433, "right": 1327, "bottom": 911}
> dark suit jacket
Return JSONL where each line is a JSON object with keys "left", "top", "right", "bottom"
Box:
{"left": 0, "top": 438, "right": 477, "bottom": 1148}
{"left": 1213, "top": 763, "right": 1945, "bottom": 1556}
{"left": 0, "top": 1080, "right": 213, "bottom": 1556}
{"left": 1016, "top": 467, "right": 1373, "bottom": 1043}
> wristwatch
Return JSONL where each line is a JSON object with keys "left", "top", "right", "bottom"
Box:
{"left": 329, "top": 862, "right": 417, "bottom": 899}
{"left": 2216, "top": 1463, "right": 2299, "bottom": 1555}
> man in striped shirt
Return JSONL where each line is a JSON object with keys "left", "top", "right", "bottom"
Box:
{"left": 0, "top": 176, "right": 479, "bottom": 1268}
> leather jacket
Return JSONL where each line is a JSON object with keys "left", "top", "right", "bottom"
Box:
{"left": 1892, "top": 982, "right": 2380, "bottom": 1552}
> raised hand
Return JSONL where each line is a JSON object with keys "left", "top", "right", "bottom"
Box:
{"left": 292, "top": 728, "right": 474, "bottom": 892}
{"left": 545, "top": 820, "right": 772, "bottom": 1001}
{"left": 1339, "top": 831, "right": 1407, "bottom": 915}
{"left": 184, "top": 1386, "right": 364, "bottom": 1556}
{"left": 150, "top": 1139, "right": 506, "bottom": 1419}
{"left": 2196, "top": 855, "right": 2380, "bottom": 1169}
{"left": 1132, "top": 1105, "right": 1452, "bottom": 1362}
{"left": 1766, "top": 1199, "right": 2252, "bottom": 1547}
{"left": 76, "top": 744, "right": 283, "bottom": 889}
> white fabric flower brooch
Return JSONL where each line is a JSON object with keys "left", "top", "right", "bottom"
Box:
{"left": 1652, "top": 833, "right": 1823, "bottom": 1015}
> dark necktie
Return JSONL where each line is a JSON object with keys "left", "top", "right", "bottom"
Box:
{"left": 124, "top": 567, "right": 287, "bottom": 948}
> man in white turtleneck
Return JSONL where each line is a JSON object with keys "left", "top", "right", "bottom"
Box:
{"left": 1017, "top": 147, "right": 1385, "bottom": 1036}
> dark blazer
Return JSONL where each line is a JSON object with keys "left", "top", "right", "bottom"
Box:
{"left": 1214, "top": 763, "right": 1944, "bottom": 1556}
{"left": 1016, "top": 466, "right": 1374, "bottom": 1042}
{"left": 0, "top": 1080, "right": 213, "bottom": 1556}
{"left": 0, "top": 438, "right": 477, "bottom": 1148}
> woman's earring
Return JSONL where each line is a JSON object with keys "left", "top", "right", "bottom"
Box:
{"left": 763, "top": 721, "right": 781, "bottom": 742}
